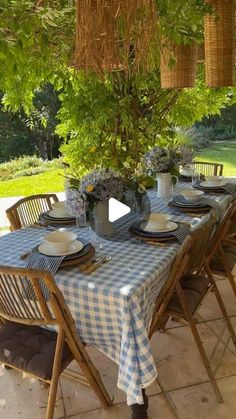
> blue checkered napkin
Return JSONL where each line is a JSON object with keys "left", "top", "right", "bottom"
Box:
{"left": 27, "top": 246, "right": 65, "bottom": 275}
{"left": 25, "top": 247, "right": 65, "bottom": 300}
{"left": 171, "top": 222, "right": 191, "bottom": 243}
{"left": 221, "top": 183, "right": 236, "bottom": 197}
{"left": 198, "top": 197, "right": 222, "bottom": 218}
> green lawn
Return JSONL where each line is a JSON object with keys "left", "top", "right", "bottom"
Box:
{"left": 196, "top": 140, "right": 236, "bottom": 176}
{"left": 0, "top": 168, "right": 65, "bottom": 197}
{"left": 0, "top": 140, "right": 235, "bottom": 198}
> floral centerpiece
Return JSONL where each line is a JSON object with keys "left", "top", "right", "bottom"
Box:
{"left": 65, "top": 188, "right": 86, "bottom": 217}
{"left": 81, "top": 168, "right": 124, "bottom": 206}
{"left": 143, "top": 145, "right": 194, "bottom": 198}
{"left": 65, "top": 168, "right": 124, "bottom": 235}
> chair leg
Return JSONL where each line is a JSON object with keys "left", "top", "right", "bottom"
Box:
{"left": 218, "top": 245, "right": 236, "bottom": 298}
{"left": 175, "top": 283, "right": 223, "bottom": 403}
{"left": 46, "top": 329, "right": 65, "bottom": 419}
{"left": 205, "top": 262, "right": 236, "bottom": 348}
{"left": 67, "top": 333, "right": 112, "bottom": 408}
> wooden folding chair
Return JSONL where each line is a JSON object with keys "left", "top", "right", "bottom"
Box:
{"left": 0, "top": 266, "right": 112, "bottom": 419}
{"left": 206, "top": 201, "right": 236, "bottom": 297}
{"left": 6, "top": 194, "right": 58, "bottom": 231}
{"left": 193, "top": 161, "right": 223, "bottom": 176}
{"left": 149, "top": 212, "right": 236, "bottom": 403}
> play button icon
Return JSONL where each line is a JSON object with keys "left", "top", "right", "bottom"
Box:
{"left": 108, "top": 198, "right": 131, "bottom": 222}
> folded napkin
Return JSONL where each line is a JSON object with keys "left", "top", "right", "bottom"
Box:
{"left": 170, "top": 223, "right": 191, "bottom": 244}
{"left": 221, "top": 183, "right": 236, "bottom": 197}
{"left": 24, "top": 247, "right": 65, "bottom": 300}
{"left": 27, "top": 246, "right": 65, "bottom": 275}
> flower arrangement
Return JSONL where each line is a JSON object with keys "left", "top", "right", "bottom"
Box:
{"left": 65, "top": 188, "right": 86, "bottom": 216}
{"left": 81, "top": 168, "right": 124, "bottom": 202}
{"left": 65, "top": 168, "right": 124, "bottom": 214}
{"left": 178, "top": 145, "right": 195, "bottom": 167}
{"left": 143, "top": 145, "right": 194, "bottom": 175}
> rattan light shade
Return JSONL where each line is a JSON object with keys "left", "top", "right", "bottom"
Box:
{"left": 160, "top": 42, "right": 198, "bottom": 89}
{"left": 75, "top": 0, "right": 158, "bottom": 76}
{"left": 204, "top": 0, "right": 235, "bottom": 87}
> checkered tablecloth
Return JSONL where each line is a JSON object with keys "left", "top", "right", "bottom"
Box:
{"left": 0, "top": 183, "right": 232, "bottom": 405}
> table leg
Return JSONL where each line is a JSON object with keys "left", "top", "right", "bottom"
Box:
{"left": 130, "top": 389, "right": 148, "bottom": 419}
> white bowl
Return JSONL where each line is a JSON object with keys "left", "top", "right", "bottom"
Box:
{"left": 205, "top": 176, "right": 224, "bottom": 187}
{"left": 144, "top": 213, "right": 171, "bottom": 229}
{"left": 52, "top": 201, "right": 70, "bottom": 217}
{"left": 43, "top": 231, "right": 77, "bottom": 253}
{"left": 181, "top": 166, "right": 196, "bottom": 177}
{"left": 181, "top": 189, "right": 204, "bottom": 202}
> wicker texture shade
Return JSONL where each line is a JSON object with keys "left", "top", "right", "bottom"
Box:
{"left": 160, "top": 42, "right": 198, "bottom": 89}
{"left": 204, "top": 0, "right": 235, "bottom": 87}
{"left": 75, "top": 0, "right": 158, "bottom": 75}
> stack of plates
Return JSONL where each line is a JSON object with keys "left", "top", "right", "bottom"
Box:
{"left": 169, "top": 195, "right": 210, "bottom": 213}
{"left": 179, "top": 174, "right": 205, "bottom": 182}
{"left": 193, "top": 181, "right": 227, "bottom": 193}
{"left": 40, "top": 210, "right": 75, "bottom": 225}
{"left": 36, "top": 242, "right": 94, "bottom": 267}
{"left": 129, "top": 220, "right": 179, "bottom": 242}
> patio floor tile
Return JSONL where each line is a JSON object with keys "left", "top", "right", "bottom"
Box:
{"left": 0, "top": 365, "right": 64, "bottom": 419}
{"left": 60, "top": 345, "right": 161, "bottom": 416}
{"left": 168, "top": 375, "right": 236, "bottom": 419}
{"left": 69, "top": 393, "right": 176, "bottom": 419}
{"left": 151, "top": 320, "right": 236, "bottom": 392}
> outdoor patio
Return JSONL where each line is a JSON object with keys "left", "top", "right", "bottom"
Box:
{"left": 0, "top": 274, "right": 235, "bottom": 419}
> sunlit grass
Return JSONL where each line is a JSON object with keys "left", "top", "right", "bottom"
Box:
{"left": 0, "top": 169, "right": 65, "bottom": 197}
{"left": 196, "top": 140, "right": 236, "bottom": 176}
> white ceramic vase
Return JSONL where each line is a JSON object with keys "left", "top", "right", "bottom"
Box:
{"left": 156, "top": 173, "right": 178, "bottom": 199}
{"left": 94, "top": 200, "right": 113, "bottom": 236}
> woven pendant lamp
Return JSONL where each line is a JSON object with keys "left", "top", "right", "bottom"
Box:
{"left": 160, "top": 41, "right": 198, "bottom": 88}
{"left": 75, "top": 0, "right": 158, "bottom": 75}
{"left": 204, "top": 0, "right": 235, "bottom": 87}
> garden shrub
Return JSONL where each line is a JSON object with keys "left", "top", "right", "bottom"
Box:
{"left": 0, "top": 156, "right": 62, "bottom": 180}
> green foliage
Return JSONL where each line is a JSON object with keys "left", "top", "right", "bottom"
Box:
{"left": 0, "top": 155, "right": 62, "bottom": 180}
{"left": 0, "top": 85, "right": 63, "bottom": 161}
{"left": 0, "top": 0, "right": 74, "bottom": 112}
{"left": 158, "top": 0, "right": 209, "bottom": 44}
{"left": 0, "top": 0, "right": 235, "bottom": 181}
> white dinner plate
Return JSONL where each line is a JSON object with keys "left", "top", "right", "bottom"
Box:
{"left": 140, "top": 221, "right": 178, "bottom": 233}
{"left": 48, "top": 210, "right": 74, "bottom": 219}
{"left": 38, "top": 240, "right": 84, "bottom": 256}
{"left": 199, "top": 181, "right": 227, "bottom": 188}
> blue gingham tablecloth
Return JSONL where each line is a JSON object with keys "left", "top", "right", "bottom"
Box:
{"left": 0, "top": 182, "right": 232, "bottom": 405}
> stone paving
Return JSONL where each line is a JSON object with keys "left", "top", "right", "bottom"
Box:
{"left": 0, "top": 275, "right": 236, "bottom": 419}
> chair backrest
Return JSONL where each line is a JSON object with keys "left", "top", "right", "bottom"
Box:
{"left": 148, "top": 237, "right": 192, "bottom": 337}
{"left": 206, "top": 200, "right": 236, "bottom": 262}
{"left": 0, "top": 267, "right": 62, "bottom": 326}
{"left": 6, "top": 194, "right": 59, "bottom": 230}
{"left": 193, "top": 161, "right": 223, "bottom": 176}
{"left": 187, "top": 211, "right": 218, "bottom": 273}
{"left": 0, "top": 265, "right": 112, "bottom": 409}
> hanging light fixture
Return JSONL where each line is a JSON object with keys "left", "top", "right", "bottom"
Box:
{"left": 204, "top": 0, "right": 235, "bottom": 87}
{"left": 74, "top": 0, "right": 158, "bottom": 76}
{"left": 160, "top": 40, "right": 198, "bottom": 89}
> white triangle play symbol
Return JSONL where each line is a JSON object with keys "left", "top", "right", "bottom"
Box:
{"left": 109, "top": 198, "right": 131, "bottom": 222}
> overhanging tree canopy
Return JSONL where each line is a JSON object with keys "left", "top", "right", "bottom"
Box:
{"left": 0, "top": 1, "right": 235, "bottom": 173}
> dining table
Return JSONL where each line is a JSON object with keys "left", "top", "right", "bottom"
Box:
{"left": 0, "top": 180, "right": 234, "bottom": 417}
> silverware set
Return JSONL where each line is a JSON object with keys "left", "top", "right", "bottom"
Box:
{"left": 80, "top": 256, "right": 112, "bottom": 275}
